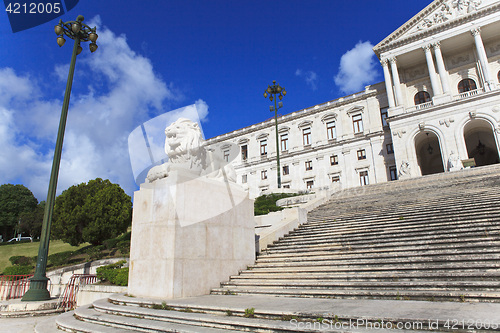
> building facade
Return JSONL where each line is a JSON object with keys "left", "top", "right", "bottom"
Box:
{"left": 206, "top": 0, "right": 500, "bottom": 199}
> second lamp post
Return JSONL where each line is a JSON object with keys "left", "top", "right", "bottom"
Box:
{"left": 264, "top": 80, "right": 286, "bottom": 189}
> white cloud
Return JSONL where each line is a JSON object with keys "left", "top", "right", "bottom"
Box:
{"left": 295, "top": 69, "right": 318, "bottom": 91}
{"left": 0, "top": 16, "right": 202, "bottom": 200}
{"left": 334, "top": 41, "right": 378, "bottom": 94}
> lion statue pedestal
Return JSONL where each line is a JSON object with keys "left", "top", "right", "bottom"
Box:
{"left": 127, "top": 119, "right": 255, "bottom": 299}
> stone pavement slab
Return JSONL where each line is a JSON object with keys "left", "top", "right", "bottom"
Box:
{"left": 0, "top": 313, "right": 59, "bottom": 333}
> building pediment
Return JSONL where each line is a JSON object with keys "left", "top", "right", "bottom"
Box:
{"left": 346, "top": 106, "right": 364, "bottom": 116}
{"left": 297, "top": 120, "right": 313, "bottom": 128}
{"left": 374, "top": 0, "right": 499, "bottom": 56}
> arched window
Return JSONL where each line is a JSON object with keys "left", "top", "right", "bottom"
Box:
{"left": 458, "top": 79, "right": 477, "bottom": 93}
{"left": 414, "top": 91, "right": 431, "bottom": 105}
{"left": 497, "top": 70, "right": 500, "bottom": 83}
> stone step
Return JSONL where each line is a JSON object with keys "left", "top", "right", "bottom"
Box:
{"left": 76, "top": 301, "right": 259, "bottom": 333}
{"left": 264, "top": 237, "right": 500, "bottom": 254}
{"left": 250, "top": 253, "right": 500, "bottom": 267}
{"left": 267, "top": 230, "right": 500, "bottom": 252}
{"left": 327, "top": 184, "right": 500, "bottom": 203}
{"left": 319, "top": 188, "right": 500, "bottom": 209}
{"left": 55, "top": 310, "right": 137, "bottom": 332}
{"left": 324, "top": 165, "right": 500, "bottom": 195}
{"left": 84, "top": 297, "right": 369, "bottom": 333}
{"left": 106, "top": 293, "right": 458, "bottom": 333}
{"left": 318, "top": 188, "right": 500, "bottom": 205}
{"left": 265, "top": 236, "right": 500, "bottom": 254}
{"left": 220, "top": 280, "right": 500, "bottom": 291}
{"left": 232, "top": 270, "right": 500, "bottom": 281}
{"left": 242, "top": 262, "right": 500, "bottom": 274}
{"left": 211, "top": 287, "right": 500, "bottom": 302}
{"left": 256, "top": 247, "right": 500, "bottom": 264}
{"left": 261, "top": 240, "right": 500, "bottom": 259}
{"left": 306, "top": 207, "right": 500, "bottom": 230}
{"left": 306, "top": 203, "right": 500, "bottom": 225}
{"left": 279, "top": 219, "right": 500, "bottom": 243}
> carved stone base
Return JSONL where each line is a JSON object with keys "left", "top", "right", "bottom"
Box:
{"left": 128, "top": 170, "right": 255, "bottom": 299}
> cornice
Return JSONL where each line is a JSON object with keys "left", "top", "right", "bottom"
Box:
{"left": 374, "top": 2, "right": 500, "bottom": 57}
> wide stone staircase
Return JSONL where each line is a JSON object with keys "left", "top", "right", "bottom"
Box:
{"left": 37, "top": 165, "right": 500, "bottom": 332}
{"left": 212, "top": 164, "right": 500, "bottom": 303}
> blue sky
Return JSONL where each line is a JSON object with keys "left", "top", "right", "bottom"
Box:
{"left": 0, "top": 0, "right": 431, "bottom": 200}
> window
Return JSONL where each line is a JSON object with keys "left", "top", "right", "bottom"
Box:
{"left": 326, "top": 121, "right": 336, "bottom": 140}
{"left": 352, "top": 114, "right": 363, "bottom": 134}
{"left": 380, "top": 108, "right": 388, "bottom": 127}
{"left": 330, "top": 155, "right": 339, "bottom": 166}
{"left": 357, "top": 149, "right": 366, "bottom": 160}
{"left": 282, "top": 165, "right": 289, "bottom": 175}
{"left": 306, "top": 180, "right": 314, "bottom": 189}
{"left": 458, "top": 78, "right": 477, "bottom": 93}
{"left": 414, "top": 91, "right": 431, "bottom": 105}
{"left": 280, "top": 133, "right": 289, "bottom": 151}
{"left": 283, "top": 184, "right": 290, "bottom": 189}
{"left": 242, "top": 174, "right": 248, "bottom": 183}
{"left": 260, "top": 140, "right": 267, "bottom": 156}
{"left": 261, "top": 170, "right": 267, "bottom": 180}
{"left": 389, "top": 166, "right": 397, "bottom": 181}
{"left": 498, "top": 71, "right": 500, "bottom": 82}
{"left": 386, "top": 143, "right": 394, "bottom": 154}
{"left": 303, "top": 127, "right": 311, "bottom": 145}
{"left": 223, "top": 150, "right": 230, "bottom": 162}
{"left": 359, "top": 171, "right": 369, "bottom": 186}
{"left": 305, "top": 161, "right": 313, "bottom": 171}
{"left": 331, "top": 175, "right": 340, "bottom": 183}
{"left": 241, "top": 145, "right": 248, "bottom": 161}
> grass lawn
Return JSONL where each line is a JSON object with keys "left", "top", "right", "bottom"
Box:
{"left": 0, "top": 240, "right": 89, "bottom": 274}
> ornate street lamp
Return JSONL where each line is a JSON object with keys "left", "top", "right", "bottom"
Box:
{"left": 22, "top": 15, "right": 98, "bottom": 302}
{"left": 263, "top": 80, "right": 286, "bottom": 188}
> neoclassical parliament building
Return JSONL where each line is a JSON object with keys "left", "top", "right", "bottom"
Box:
{"left": 206, "top": 0, "right": 500, "bottom": 199}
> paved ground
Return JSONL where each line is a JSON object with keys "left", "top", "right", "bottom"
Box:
{"left": 0, "top": 314, "right": 59, "bottom": 333}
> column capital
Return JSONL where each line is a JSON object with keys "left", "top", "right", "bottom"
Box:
{"left": 471, "top": 27, "right": 481, "bottom": 36}
{"left": 432, "top": 41, "right": 441, "bottom": 49}
{"left": 380, "top": 58, "right": 389, "bottom": 67}
{"left": 422, "top": 44, "right": 432, "bottom": 52}
{"left": 388, "top": 57, "right": 397, "bottom": 65}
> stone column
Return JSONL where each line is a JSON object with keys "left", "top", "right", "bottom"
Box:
{"left": 471, "top": 28, "right": 495, "bottom": 91}
{"left": 433, "top": 42, "right": 450, "bottom": 94}
{"left": 423, "top": 44, "right": 442, "bottom": 96}
{"left": 381, "top": 59, "right": 396, "bottom": 108}
{"left": 389, "top": 57, "right": 403, "bottom": 106}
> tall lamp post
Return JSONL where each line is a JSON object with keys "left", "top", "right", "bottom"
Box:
{"left": 263, "top": 80, "right": 286, "bottom": 189}
{"left": 22, "top": 15, "right": 98, "bottom": 302}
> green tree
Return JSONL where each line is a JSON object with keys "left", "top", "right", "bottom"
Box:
{"left": 0, "top": 184, "right": 38, "bottom": 240}
{"left": 52, "top": 178, "right": 132, "bottom": 246}
{"left": 18, "top": 201, "right": 45, "bottom": 239}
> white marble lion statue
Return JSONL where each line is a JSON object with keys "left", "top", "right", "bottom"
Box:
{"left": 146, "top": 118, "right": 236, "bottom": 183}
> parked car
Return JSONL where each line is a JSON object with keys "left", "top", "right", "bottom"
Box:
{"left": 7, "top": 236, "right": 33, "bottom": 243}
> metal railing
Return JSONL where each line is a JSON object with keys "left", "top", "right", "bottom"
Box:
{"left": 0, "top": 274, "right": 34, "bottom": 300}
{"left": 57, "top": 274, "right": 98, "bottom": 310}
